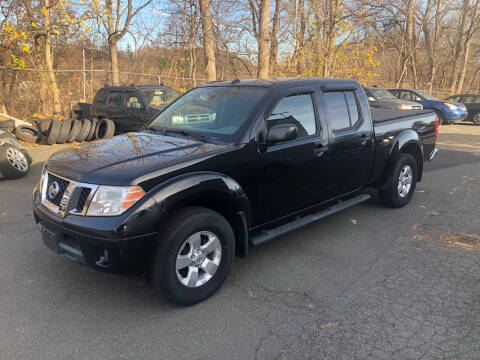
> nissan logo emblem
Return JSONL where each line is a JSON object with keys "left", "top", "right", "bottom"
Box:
{"left": 48, "top": 181, "right": 60, "bottom": 199}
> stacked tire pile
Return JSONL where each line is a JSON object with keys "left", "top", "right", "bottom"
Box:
{"left": 14, "top": 118, "right": 115, "bottom": 145}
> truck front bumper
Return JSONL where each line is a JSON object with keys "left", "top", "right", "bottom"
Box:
{"left": 33, "top": 203, "right": 157, "bottom": 274}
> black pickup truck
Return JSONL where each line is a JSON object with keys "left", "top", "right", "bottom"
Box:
{"left": 33, "top": 78, "right": 438, "bottom": 306}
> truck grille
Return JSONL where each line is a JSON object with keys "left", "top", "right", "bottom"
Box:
{"left": 46, "top": 173, "right": 70, "bottom": 206}
{"left": 40, "top": 171, "right": 98, "bottom": 217}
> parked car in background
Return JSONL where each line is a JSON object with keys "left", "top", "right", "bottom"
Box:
{"left": 389, "top": 88, "right": 468, "bottom": 125}
{"left": 90, "top": 84, "right": 180, "bottom": 134}
{"left": 444, "top": 94, "right": 480, "bottom": 125}
{"left": 364, "top": 87, "right": 423, "bottom": 110}
{"left": 33, "top": 78, "right": 438, "bottom": 306}
{"left": 0, "top": 129, "right": 32, "bottom": 179}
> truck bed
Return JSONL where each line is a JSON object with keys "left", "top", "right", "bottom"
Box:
{"left": 371, "top": 107, "right": 434, "bottom": 123}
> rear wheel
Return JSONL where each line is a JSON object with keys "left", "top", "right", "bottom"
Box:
{"left": 150, "top": 207, "right": 235, "bottom": 306}
{"left": 379, "top": 153, "right": 418, "bottom": 208}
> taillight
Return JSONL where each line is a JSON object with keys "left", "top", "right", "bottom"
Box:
{"left": 434, "top": 116, "right": 438, "bottom": 139}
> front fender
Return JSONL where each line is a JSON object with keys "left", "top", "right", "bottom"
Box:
{"left": 149, "top": 171, "right": 249, "bottom": 214}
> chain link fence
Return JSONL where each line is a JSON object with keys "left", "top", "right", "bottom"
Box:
{"left": 0, "top": 67, "right": 208, "bottom": 120}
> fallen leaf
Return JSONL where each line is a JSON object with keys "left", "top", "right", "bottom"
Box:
{"left": 411, "top": 223, "right": 419, "bottom": 231}
{"left": 426, "top": 211, "right": 440, "bottom": 216}
{"left": 247, "top": 290, "right": 254, "bottom": 299}
{"left": 307, "top": 303, "right": 314, "bottom": 309}
{"left": 322, "top": 322, "right": 334, "bottom": 329}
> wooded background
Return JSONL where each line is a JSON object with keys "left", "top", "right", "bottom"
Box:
{"left": 1, "top": 0, "right": 479, "bottom": 118}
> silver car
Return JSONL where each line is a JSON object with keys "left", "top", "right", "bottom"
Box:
{"left": 364, "top": 87, "right": 423, "bottom": 110}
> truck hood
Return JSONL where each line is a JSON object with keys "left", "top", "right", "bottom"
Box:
{"left": 46, "top": 132, "right": 229, "bottom": 186}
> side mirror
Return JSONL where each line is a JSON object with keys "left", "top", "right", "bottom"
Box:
{"left": 368, "top": 97, "right": 375, "bottom": 102}
{"left": 266, "top": 124, "right": 298, "bottom": 144}
{"left": 415, "top": 97, "right": 422, "bottom": 102}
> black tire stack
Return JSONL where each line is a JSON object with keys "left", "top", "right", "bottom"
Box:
{"left": 13, "top": 117, "right": 115, "bottom": 145}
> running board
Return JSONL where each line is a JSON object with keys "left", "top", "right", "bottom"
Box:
{"left": 249, "top": 194, "right": 371, "bottom": 247}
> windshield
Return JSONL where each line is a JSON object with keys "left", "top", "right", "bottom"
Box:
{"left": 416, "top": 90, "right": 438, "bottom": 101}
{"left": 367, "top": 88, "right": 396, "bottom": 100}
{"left": 148, "top": 86, "right": 268, "bottom": 142}
{"left": 140, "top": 88, "right": 180, "bottom": 107}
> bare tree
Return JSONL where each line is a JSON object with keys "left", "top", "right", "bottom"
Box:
{"left": 103, "top": 0, "right": 153, "bottom": 84}
{"left": 199, "top": 0, "right": 216, "bottom": 82}
{"left": 257, "top": 0, "right": 271, "bottom": 79}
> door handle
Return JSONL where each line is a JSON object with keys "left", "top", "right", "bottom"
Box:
{"left": 314, "top": 143, "right": 328, "bottom": 156}
{"left": 360, "top": 134, "right": 370, "bottom": 146}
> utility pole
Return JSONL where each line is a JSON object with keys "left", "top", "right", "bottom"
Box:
{"left": 82, "top": 48, "right": 86, "bottom": 101}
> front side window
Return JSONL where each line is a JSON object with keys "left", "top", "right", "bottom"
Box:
{"left": 324, "top": 91, "right": 360, "bottom": 131}
{"left": 462, "top": 95, "right": 475, "bottom": 103}
{"left": 267, "top": 94, "right": 316, "bottom": 139}
{"left": 399, "top": 91, "right": 414, "bottom": 102}
{"left": 149, "top": 86, "right": 267, "bottom": 142}
{"left": 140, "top": 88, "right": 179, "bottom": 108}
{"left": 106, "top": 91, "right": 123, "bottom": 106}
{"left": 415, "top": 90, "right": 437, "bottom": 100}
{"left": 125, "top": 91, "right": 141, "bottom": 108}
{"left": 94, "top": 89, "right": 107, "bottom": 105}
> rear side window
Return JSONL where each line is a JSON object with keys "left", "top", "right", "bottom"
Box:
{"left": 106, "top": 91, "right": 123, "bottom": 107}
{"left": 324, "top": 91, "right": 361, "bottom": 131}
{"left": 462, "top": 95, "right": 475, "bottom": 103}
{"left": 267, "top": 94, "right": 317, "bottom": 139}
{"left": 93, "top": 89, "right": 107, "bottom": 105}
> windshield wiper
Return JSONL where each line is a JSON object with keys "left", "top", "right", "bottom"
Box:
{"left": 163, "top": 128, "right": 210, "bottom": 142}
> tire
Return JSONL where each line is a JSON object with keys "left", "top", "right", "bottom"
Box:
{"left": 86, "top": 118, "right": 98, "bottom": 141}
{"left": 14, "top": 125, "right": 39, "bottom": 143}
{"left": 95, "top": 118, "right": 115, "bottom": 140}
{"left": 76, "top": 119, "right": 91, "bottom": 142}
{"left": 473, "top": 113, "right": 480, "bottom": 126}
{"left": 66, "top": 119, "right": 82, "bottom": 143}
{"left": 434, "top": 111, "right": 444, "bottom": 125}
{"left": 379, "top": 153, "right": 418, "bottom": 208}
{"left": 0, "top": 144, "right": 30, "bottom": 179}
{"left": 46, "top": 118, "right": 61, "bottom": 145}
{"left": 150, "top": 206, "right": 235, "bottom": 306}
{"left": 39, "top": 118, "right": 52, "bottom": 135}
{"left": 56, "top": 119, "right": 72, "bottom": 144}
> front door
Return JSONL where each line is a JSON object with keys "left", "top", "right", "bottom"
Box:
{"left": 122, "top": 90, "right": 145, "bottom": 132}
{"left": 251, "top": 89, "right": 330, "bottom": 226}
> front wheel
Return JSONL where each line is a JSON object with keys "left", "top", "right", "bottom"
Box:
{"left": 379, "top": 153, "right": 418, "bottom": 208}
{"left": 473, "top": 113, "right": 480, "bottom": 126}
{"left": 150, "top": 207, "right": 235, "bottom": 306}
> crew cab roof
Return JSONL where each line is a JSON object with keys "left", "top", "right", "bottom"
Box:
{"left": 199, "top": 78, "right": 361, "bottom": 89}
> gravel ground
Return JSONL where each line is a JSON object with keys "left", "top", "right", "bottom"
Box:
{"left": 0, "top": 123, "right": 479, "bottom": 360}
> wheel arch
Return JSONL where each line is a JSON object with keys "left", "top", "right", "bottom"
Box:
{"left": 149, "top": 171, "right": 250, "bottom": 257}
{"left": 379, "top": 130, "right": 424, "bottom": 188}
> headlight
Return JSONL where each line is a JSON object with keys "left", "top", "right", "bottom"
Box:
{"left": 87, "top": 185, "right": 145, "bottom": 216}
{"left": 398, "top": 104, "right": 411, "bottom": 110}
{"left": 444, "top": 103, "right": 457, "bottom": 110}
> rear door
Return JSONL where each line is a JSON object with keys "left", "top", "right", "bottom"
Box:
{"left": 322, "top": 90, "right": 374, "bottom": 196}
{"left": 104, "top": 90, "right": 125, "bottom": 133}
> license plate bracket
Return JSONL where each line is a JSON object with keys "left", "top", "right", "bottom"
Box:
{"left": 39, "top": 222, "right": 64, "bottom": 254}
